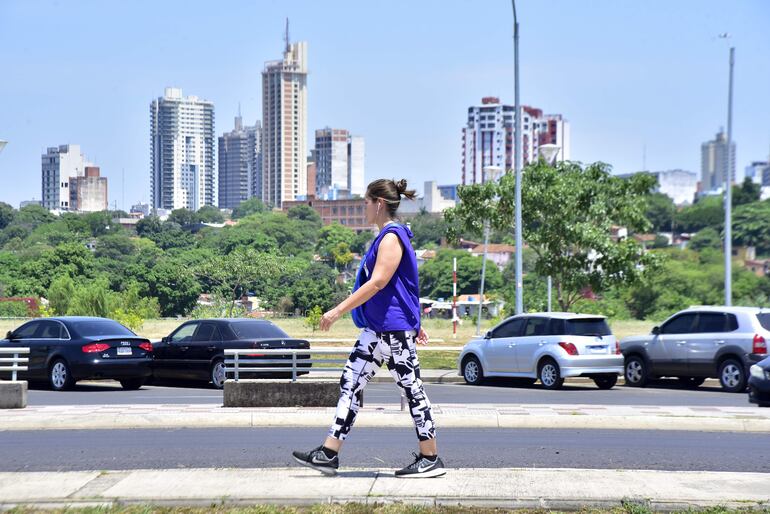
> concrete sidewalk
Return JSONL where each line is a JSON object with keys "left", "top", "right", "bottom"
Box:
{"left": 2, "top": 402, "right": 769, "bottom": 432}
{"left": 1, "top": 467, "right": 768, "bottom": 510}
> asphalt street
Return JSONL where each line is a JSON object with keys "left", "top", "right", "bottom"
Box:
{"left": 1, "top": 427, "right": 767, "bottom": 473}
{"left": 26, "top": 378, "right": 755, "bottom": 407}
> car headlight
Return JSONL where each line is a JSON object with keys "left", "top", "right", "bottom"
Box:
{"left": 750, "top": 365, "right": 766, "bottom": 380}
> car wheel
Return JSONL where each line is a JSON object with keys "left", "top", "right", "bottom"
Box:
{"left": 49, "top": 359, "right": 75, "bottom": 391}
{"left": 211, "top": 359, "right": 226, "bottom": 389}
{"left": 120, "top": 378, "right": 145, "bottom": 390}
{"left": 718, "top": 358, "right": 747, "bottom": 393}
{"left": 677, "top": 376, "right": 706, "bottom": 388}
{"left": 538, "top": 359, "right": 564, "bottom": 390}
{"left": 462, "top": 356, "right": 484, "bottom": 386}
{"left": 624, "top": 355, "right": 648, "bottom": 387}
{"left": 593, "top": 375, "right": 618, "bottom": 390}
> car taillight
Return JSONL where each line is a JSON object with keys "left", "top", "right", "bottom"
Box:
{"left": 82, "top": 343, "right": 110, "bottom": 353}
{"left": 614, "top": 341, "right": 621, "bottom": 355}
{"left": 753, "top": 334, "right": 767, "bottom": 354}
{"left": 139, "top": 342, "right": 153, "bottom": 352}
{"left": 558, "top": 342, "right": 578, "bottom": 356}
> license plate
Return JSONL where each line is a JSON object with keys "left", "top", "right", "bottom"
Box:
{"left": 117, "top": 347, "right": 132, "bottom": 356}
{"left": 588, "top": 346, "right": 606, "bottom": 354}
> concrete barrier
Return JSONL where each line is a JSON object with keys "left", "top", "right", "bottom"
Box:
{"left": 0, "top": 381, "right": 27, "bottom": 409}
{"left": 223, "top": 379, "right": 347, "bottom": 408}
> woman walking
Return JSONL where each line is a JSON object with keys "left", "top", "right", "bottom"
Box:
{"left": 292, "top": 178, "right": 445, "bottom": 478}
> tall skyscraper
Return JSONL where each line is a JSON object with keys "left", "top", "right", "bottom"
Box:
{"left": 41, "top": 144, "right": 87, "bottom": 211}
{"left": 150, "top": 87, "right": 215, "bottom": 211}
{"left": 347, "top": 135, "right": 365, "bottom": 197}
{"left": 313, "top": 128, "right": 365, "bottom": 198}
{"left": 700, "top": 128, "right": 736, "bottom": 192}
{"left": 461, "top": 97, "right": 570, "bottom": 185}
{"left": 261, "top": 23, "right": 308, "bottom": 207}
{"left": 218, "top": 115, "right": 261, "bottom": 209}
{"left": 70, "top": 166, "right": 108, "bottom": 212}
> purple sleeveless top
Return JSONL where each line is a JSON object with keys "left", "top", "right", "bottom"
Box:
{"left": 351, "top": 223, "right": 421, "bottom": 332}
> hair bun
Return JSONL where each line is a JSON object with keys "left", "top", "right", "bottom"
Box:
{"left": 393, "top": 178, "right": 417, "bottom": 201}
{"left": 395, "top": 179, "right": 408, "bottom": 194}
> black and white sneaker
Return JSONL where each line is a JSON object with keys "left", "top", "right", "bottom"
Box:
{"left": 292, "top": 446, "right": 339, "bottom": 476}
{"left": 394, "top": 452, "right": 446, "bottom": 478}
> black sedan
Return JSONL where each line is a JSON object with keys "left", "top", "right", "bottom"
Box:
{"left": 749, "top": 356, "right": 770, "bottom": 407}
{"left": 1, "top": 316, "right": 153, "bottom": 391}
{"left": 152, "top": 318, "right": 311, "bottom": 389}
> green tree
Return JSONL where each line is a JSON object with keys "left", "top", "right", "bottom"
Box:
{"left": 419, "top": 249, "right": 503, "bottom": 299}
{"left": 148, "top": 258, "right": 201, "bottom": 317}
{"left": 675, "top": 195, "right": 723, "bottom": 233}
{"left": 351, "top": 230, "right": 374, "bottom": 254}
{"left": 197, "top": 205, "right": 225, "bottom": 223}
{"left": 644, "top": 193, "right": 676, "bottom": 233}
{"left": 287, "top": 204, "right": 322, "bottom": 224}
{"left": 733, "top": 200, "right": 770, "bottom": 254}
{"left": 445, "top": 160, "right": 658, "bottom": 311}
{"left": 0, "top": 202, "right": 15, "bottom": 230}
{"left": 304, "top": 305, "right": 323, "bottom": 332}
{"left": 316, "top": 223, "right": 355, "bottom": 267}
{"left": 287, "top": 261, "right": 346, "bottom": 312}
{"left": 67, "top": 277, "right": 113, "bottom": 317}
{"left": 14, "top": 204, "right": 55, "bottom": 229}
{"left": 167, "top": 208, "right": 199, "bottom": 226}
{"left": 733, "top": 177, "right": 761, "bottom": 207}
{"left": 232, "top": 198, "right": 268, "bottom": 219}
{"left": 689, "top": 227, "right": 722, "bottom": 252}
{"left": 407, "top": 213, "right": 448, "bottom": 248}
{"left": 48, "top": 275, "right": 77, "bottom": 315}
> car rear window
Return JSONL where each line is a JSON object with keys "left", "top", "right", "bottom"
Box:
{"left": 74, "top": 320, "right": 135, "bottom": 337}
{"left": 229, "top": 321, "right": 289, "bottom": 339}
{"left": 757, "top": 313, "right": 770, "bottom": 331}
{"left": 564, "top": 318, "right": 612, "bottom": 336}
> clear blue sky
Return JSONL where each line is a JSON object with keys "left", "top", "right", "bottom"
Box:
{"left": 1, "top": 0, "right": 768, "bottom": 210}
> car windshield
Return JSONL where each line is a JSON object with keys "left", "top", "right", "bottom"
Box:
{"left": 565, "top": 318, "right": 612, "bottom": 336}
{"left": 74, "top": 320, "right": 135, "bottom": 337}
{"left": 229, "top": 321, "right": 288, "bottom": 339}
{"left": 757, "top": 313, "right": 770, "bottom": 332}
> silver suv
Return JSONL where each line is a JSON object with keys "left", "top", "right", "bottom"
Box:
{"left": 458, "top": 312, "right": 623, "bottom": 390}
{"left": 621, "top": 306, "right": 770, "bottom": 392}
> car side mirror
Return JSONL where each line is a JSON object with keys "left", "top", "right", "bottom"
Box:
{"left": 5, "top": 331, "right": 14, "bottom": 340}
{"left": 161, "top": 336, "right": 170, "bottom": 343}
{"left": 651, "top": 326, "right": 660, "bottom": 336}
{"left": 484, "top": 331, "right": 492, "bottom": 339}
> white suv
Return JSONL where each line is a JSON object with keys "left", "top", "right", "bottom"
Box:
{"left": 458, "top": 312, "right": 623, "bottom": 390}
{"left": 620, "top": 306, "right": 770, "bottom": 392}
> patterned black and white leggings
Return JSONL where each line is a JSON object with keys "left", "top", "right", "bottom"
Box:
{"left": 328, "top": 328, "right": 437, "bottom": 442}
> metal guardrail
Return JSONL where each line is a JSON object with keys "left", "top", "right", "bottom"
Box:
{"left": 225, "top": 346, "right": 463, "bottom": 411}
{"left": 0, "top": 348, "right": 29, "bottom": 381}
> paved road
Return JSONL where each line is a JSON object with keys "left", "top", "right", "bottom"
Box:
{"left": 26, "top": 378, "right": 752, "bottom": 407}
{"left": 1, "top": 427, "right": 767, "bottom": 473}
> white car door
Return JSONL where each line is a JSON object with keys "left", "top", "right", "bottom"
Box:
{"left": 516, "top": 317, "right": 551, "bottom": 373}
{"left": 484, "top": 317, "right": 526, "bottom": 373}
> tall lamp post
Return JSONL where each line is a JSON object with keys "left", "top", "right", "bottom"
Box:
{"left": 538, "top": 144, "right": 560, "bottom": 312}
{"left": 477, "top": 165, "right": 502, "bottom": 335}
{"left": 719, "top": 34, "right": 735, "bottom": 306}
{"left": 511, "top": 0, "right": 523, "bottom": 314}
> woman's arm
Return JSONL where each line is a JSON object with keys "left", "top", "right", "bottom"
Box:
{"left": 320, "top": 232, "right": 402, "bottom": 331}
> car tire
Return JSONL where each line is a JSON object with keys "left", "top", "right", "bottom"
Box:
{"left": 624, "top": 355, "right": 649, "bottom": 387}
{"left": 677, "top": 376, "right": 706, "bottom": 388}
{"left": 49, "top": 359, "right": 75, "bottom": 391}
{"left": 593, "top": 375, "right": 618, "bottom": 390}
{"left": 210, "top": 359, "right": 226, "bottom": 389}
{"left": 119, "top": 378, "right": 145, "bottom": 390}
{"left": 538, "top": 359, "right": 564, "bottom": 390}
{"left": 462, "top": 356, "right": 484, "bottom": 386}
{"left": 718, "top": 358, "right": 747, "bottom": 393}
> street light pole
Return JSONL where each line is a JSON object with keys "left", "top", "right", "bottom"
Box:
{"left": 477, "top": 165, "right": 501, "bottom": 335}
{"left": 512, "top": 0, "right": 523, "bottom": 315}
{"left": 724, "top": 45, "right": 734, "bottom": 306}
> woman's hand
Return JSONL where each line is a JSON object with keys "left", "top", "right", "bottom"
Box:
{"left": 320, "top": 307, "right": 342, "bottom": 331}
{"left": 416, "top": 327, "right": 429, "bottom": 345}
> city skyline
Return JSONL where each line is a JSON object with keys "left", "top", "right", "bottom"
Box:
{"left": 1, "top": 0, "right": 769, "bottom": 209}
